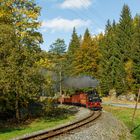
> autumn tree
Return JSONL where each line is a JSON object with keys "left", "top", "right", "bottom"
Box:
{"left": 72, "top": 29, "right": 100, "bottom": 78}
{"left": 81, "top": 28, "right": 92, "bottom": 48}
{"left": 0, "top": 21, "right": 17, "bottom": 114}
{"left": 0, "top": 0, "right": 45, "bottom": 121}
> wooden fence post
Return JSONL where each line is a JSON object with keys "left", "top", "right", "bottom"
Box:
{"left": 132, "top": 88, "right": 140, "bottom": 123}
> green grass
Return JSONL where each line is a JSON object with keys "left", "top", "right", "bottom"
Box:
{"left": 103, "top": 105, "right": 140, "bottom": 140}
{"left": 0, "top": 107, "right": 76, "bottom": 140}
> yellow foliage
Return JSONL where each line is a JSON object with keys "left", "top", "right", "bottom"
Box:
{"left": 36, "top": 58, "right": 54, "bottom": 70}
{"left": 125, "top": 59, "right": 135, "bottom": 87}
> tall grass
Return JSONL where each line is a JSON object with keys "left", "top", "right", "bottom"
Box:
{"left": 103, "top": 105, "right": 140, "bottom": 140}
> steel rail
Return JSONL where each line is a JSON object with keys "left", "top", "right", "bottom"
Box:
{"left": 20, "top": 110, "right": 101, "bottom": 140}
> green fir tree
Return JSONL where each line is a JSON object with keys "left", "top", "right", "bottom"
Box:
{"left": 68, "top": 27, "right": 80, "bottom": 54}
{"left": 132, "top": 15, "right": 140, "bottom": 91}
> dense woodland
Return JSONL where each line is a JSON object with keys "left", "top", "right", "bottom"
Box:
{"left": 0, "top": 0, "right": 140, "bottom": 122}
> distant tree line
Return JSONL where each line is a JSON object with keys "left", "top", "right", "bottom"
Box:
{"left": 48, "top": 5, "right": 140, "bottom": 97}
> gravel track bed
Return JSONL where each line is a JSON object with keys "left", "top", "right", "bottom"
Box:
{"left": 53, "top": 111, "right": 131, "bottom": 140}
{"left": 71, "top": 106, "right": 91, "bottom": 122}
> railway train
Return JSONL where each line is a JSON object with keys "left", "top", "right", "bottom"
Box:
{"left": 58, "top": 90, "right": 102, "bottom": 111}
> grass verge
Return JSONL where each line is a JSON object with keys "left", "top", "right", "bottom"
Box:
{"left": 103, "top": 105, "right": 140, "bottom": 140}
{"left": 0, "top": 106, "right": 77, "bottom": 140}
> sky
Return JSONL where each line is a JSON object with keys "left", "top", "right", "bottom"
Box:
{"left": 35, "top": 0, "right": 140, "bottom": 51}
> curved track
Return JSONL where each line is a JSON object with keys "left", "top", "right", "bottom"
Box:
{"left": 20, "top": 110, "right": 101, "bottom": 140}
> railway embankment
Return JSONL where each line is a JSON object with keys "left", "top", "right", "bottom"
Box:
{"left": 53, "top": 111, "right": 131, "bottom": 140}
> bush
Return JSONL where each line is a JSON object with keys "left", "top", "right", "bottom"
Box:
{"left": 19, "top": 100, "right": 44, "bottom": 119}
{"left": 41, "top": 98, "right": 58, "bottom": 116}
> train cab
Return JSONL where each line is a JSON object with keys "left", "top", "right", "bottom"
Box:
{"left": 86, "top": 93, "right": 102, "bottom": 111}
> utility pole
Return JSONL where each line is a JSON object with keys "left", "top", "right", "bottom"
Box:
{"left": 59, "top": 66, "right": 63, "bottom": 104}
{"left": 60, "top": 71, "right": 62, "bottom": 95}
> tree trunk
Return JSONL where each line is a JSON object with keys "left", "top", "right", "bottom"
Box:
{"left": 132, "top": 88, "right": 140, "bottom": 123}
{"left": 15, "top": 92, "right": 20, "bottom": 122}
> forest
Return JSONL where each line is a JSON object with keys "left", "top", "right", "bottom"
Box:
{"left": 0, "top": 0, "right": 140, "bottom": 122}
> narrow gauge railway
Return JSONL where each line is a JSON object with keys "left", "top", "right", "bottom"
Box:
{"left": 20, "top": 110, "right": 101, "bottom": 140}
{"left": 20, "top": 90, "right": 102, "bottom": 140}
{"left": 59, "top": 90, "right": 102, "bottom": 111}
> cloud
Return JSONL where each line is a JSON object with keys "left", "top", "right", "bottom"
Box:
{"left": 60, "top": 0, "right": 92, "bottom": 9}
{"left": 41, "top": 17, "right": 91, "bottom": 32}
{"left": 96, "top": 28, "right": 105, "bottom": 34}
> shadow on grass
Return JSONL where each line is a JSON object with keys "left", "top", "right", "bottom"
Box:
{"left": 0, "top": 127, "right": 24, "bottom": 134}
{"left": 0, "top": 118, "right": 34, "bottom": 134}
{"left": 0, "top": 106, "right": 78, "bottom": 134}
{"left": 42, "top": 107, "right": 78, "bottom": 122}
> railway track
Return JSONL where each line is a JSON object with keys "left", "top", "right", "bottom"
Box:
{"left": 20, "top": 110, "right": 101, "bottom": 140}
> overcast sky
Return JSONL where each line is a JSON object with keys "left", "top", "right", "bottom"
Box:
{"left": 35, "top": 0, "right": 140, "bottom": 51}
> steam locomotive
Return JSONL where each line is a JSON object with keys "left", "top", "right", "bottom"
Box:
{"left": 58, "top": 90, "right": 102, "bottom": 111}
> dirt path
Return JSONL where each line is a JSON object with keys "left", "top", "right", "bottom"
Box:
{"left": 103, "top": 102, "right": 140, "bottom": 109}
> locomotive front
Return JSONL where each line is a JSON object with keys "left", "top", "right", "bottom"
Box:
{"left": 86, "top": 90, "right": 102, "bottom": 111}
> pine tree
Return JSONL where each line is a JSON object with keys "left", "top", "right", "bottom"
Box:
{"left": 116, "top": 4, "right": 134, "bottom": 92}
{"left": 117, "top": 4, "right": 133, "bottom": 60}
{"left": 49, "top": 39, "right": 66, "bottom": 55}
{"left": 68, "top": 27, "right": 80, "bottom": 54}
{"left": 49, "top": 39, "right": 67, "bottom": 96}
{"left": 66, "top": 28, "right": 80, "bottom": 76}
{"left": 81, "top": 28, "right": 92, "bottom": 48}
{"left": 99, "top": 20, "right": 112, "bottom": 94}
{"left": 99, "top": 20, "right": 126, "bottom": 95}
{"left": 132, "top": 15, "right": 140, "bottom": 91}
